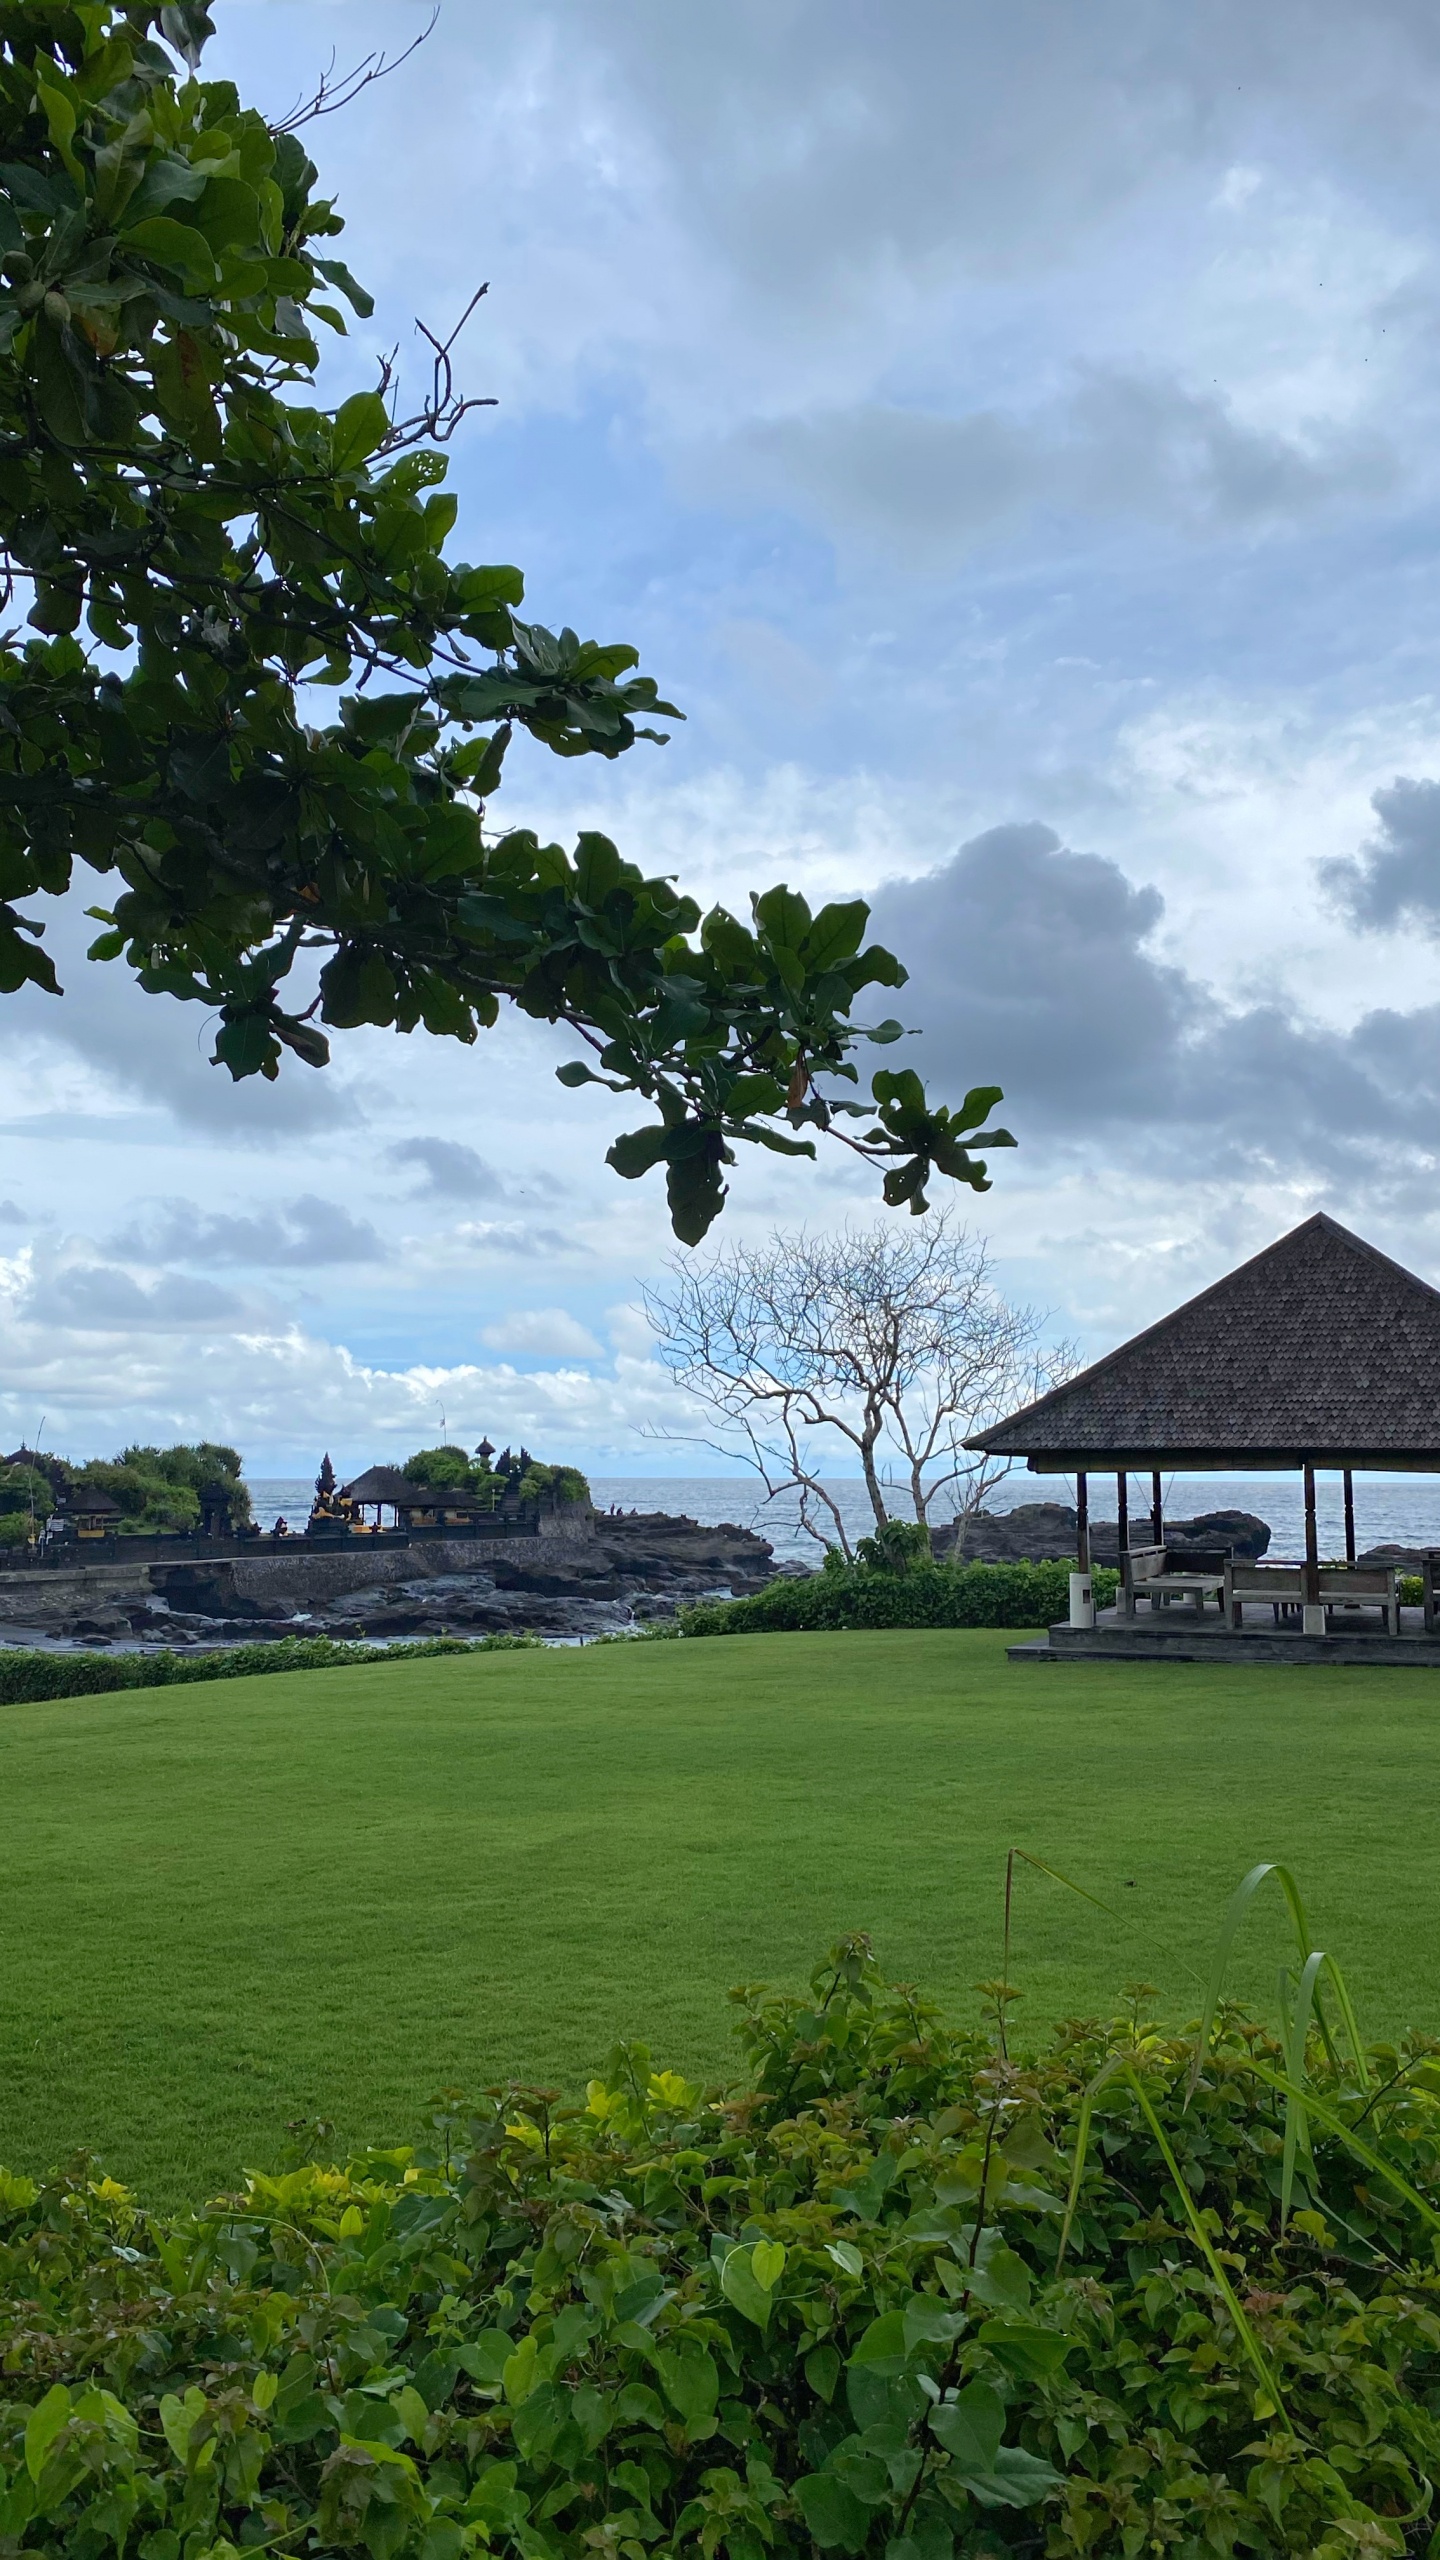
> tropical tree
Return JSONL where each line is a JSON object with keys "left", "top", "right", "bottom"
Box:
{"left": 644, "top": 1213, "right": 1070, "bottom": 1556}
{"left": 0, "top": 2, "right": 1013, "bottom": 1240}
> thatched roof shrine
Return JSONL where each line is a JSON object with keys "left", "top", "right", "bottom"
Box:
{"left": 969, "top": 1213, "right": 1440, "bottom": 1474}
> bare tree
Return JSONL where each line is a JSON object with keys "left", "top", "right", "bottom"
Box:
{"left": 643, "top": 1214, "right": 1073, "bottom": 1558}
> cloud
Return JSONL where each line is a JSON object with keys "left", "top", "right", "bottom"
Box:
{"left": 38, "top": 1265, "right": 246, "bottom": 1330}
{"left": 387, "top": 1138, "right": 510, "bottom": 1202}
{"left": 868, "top": 822, "right": 1440, "bottom": 1180}
{"left": 868, "top": 823, "right": 1202, "bottom": 1124}
{"left": 449, "top": 1220, "right": 581, "bottom": 1259}
{"left": 1320, "top": 778, "right": 1440, "bottom": 935}
{"left": 109, "top": 1195, "right": 389, "bottom": 1270}
{"left": 714, "top": 369, "right": 1392, "bottom": 563}
{"left": 481, "top": 1308, "right": 605, "bottom": 1358}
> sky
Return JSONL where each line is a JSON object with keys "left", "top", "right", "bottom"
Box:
{"left": 9, "top": 0, "right": 1440, "bottom": 1473}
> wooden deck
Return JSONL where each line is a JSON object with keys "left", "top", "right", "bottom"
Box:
{"left": 1010, "top": 1602, "right": 1440, "bottom": 1668}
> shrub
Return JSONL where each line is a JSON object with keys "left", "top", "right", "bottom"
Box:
{"left": 0, "top": 1632, "right": 541, "bottom": 1706}
{"left": 679, "top": 1558, "right": 1119, "bottom": 1637}
{"left": 0, "top": 1509, "right": 32, "bottom": 1547}
{"left": 4, "top": 1930, "right": 1440, "bottom": 2559}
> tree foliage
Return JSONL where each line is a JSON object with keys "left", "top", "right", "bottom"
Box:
{"left": 6, "top": 1935, "right": 1440, "bottom": 2560}
{"left": 69, "top": 1437, "right": 248, "bottom": 1530}
{"left": 0, "top": 2, "right": 1013, "bottom": 1240}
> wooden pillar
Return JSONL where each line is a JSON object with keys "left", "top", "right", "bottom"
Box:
{"left": 1076, "top": 1471, "right": 1090, "bottom": 1574}
{"left": 1116, "top": 1471, "right": 1128, "bottom": 1557}
{"left": 1303, "top": 1462, "right": 1320, "bottom": 1607}
{"left": 1343, "top": 1468, "right": 1356, "bottom": 1566}
{"left": 1151, "top": 1470, "right": 1163, "bottom": 1545}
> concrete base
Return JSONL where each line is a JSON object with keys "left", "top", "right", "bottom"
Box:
{"left": 1010, "top": 1604, "right": 1440, "bottom": 1669}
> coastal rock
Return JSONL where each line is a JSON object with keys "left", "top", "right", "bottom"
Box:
{"left": 934, "top": 1503, "right": 1271, "bottom": 1565}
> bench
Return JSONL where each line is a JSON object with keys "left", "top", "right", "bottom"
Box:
{"left": 1225, "top": 1561, "right": 1400, "bottom": 1634}
{"left": 1224, "top": 1562, "right": 1305, "bottom": 1627}
{"left": 1121, "top": 1545, "right": 1228, "bottom": 1619}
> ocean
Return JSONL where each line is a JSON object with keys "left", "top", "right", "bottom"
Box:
{"left": 245, "top": 1471, "right": 1440, "bottom": 1561}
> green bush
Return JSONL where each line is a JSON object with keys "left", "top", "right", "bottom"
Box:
{"left": 4, "top": 1933, "right": 1440, "bottom": 2560}
{"left": 69, "top": 1442, "right": 252, "bottom": 1533}
{"left": 0, "top": 1632, "right": 541, "bottom": 1705}
{"left": 679, "top": 1558, "right": 1119, "bottom": 1637}
{"left": 0, "top": 1509, "right": 33, "bottom": 1548}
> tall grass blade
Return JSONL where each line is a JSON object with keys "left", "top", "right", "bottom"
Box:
{"left": 1188, "top": 1861, "right": 1317, "bottom": 2099}
{"left": 1242, "top": 2057, "right": 1440, "bottom": 2235}
{"left": 1118, "top": 2062, "right": 1290, "bottom": 2426}
{"left": 1009, "top": 1847, "right": 1122, "bottom": 1920}
{"left": 1055, "top": 2055, "right": 1123, "bottom": 2270}
{"left": 1058, "top": 2052, "right": 1290, "bottom": 2427}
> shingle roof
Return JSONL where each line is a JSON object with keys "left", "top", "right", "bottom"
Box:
{"left": 339, "top": 1467, "right": 424, "bottom": 1504}
{"left": 968, "top": 1214, "right": 1440, "bottom": 1469}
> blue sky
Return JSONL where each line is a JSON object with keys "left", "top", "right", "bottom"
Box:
{"left": 8, "top": 0, "right": 1440, "bottom": 1472}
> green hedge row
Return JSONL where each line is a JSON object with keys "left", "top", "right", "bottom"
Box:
{"left": 0, "top": 1630, "right": 540, "bottom": 1703}
{"left": 677, "top": 1557, "right": 1120, "bottom": 1638}
{"left": 5, "top": 1935, "right": 1440, "bottom": 2559}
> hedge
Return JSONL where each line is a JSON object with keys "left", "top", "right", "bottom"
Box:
{"left": 677, "top": 1558, "right": 1120, "bottom": 1638}
{"left": 5, "top": 1932, "right": 1440, "bottom": 2560}
{"left": 0, "top": 1631, "right": 540, "bottom": 1704}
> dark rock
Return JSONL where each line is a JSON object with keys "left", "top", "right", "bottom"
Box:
{"left": 935, "top": 1502, "right": 1271, "bottom": 1567}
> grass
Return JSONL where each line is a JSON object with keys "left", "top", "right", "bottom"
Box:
{"left": 0, "top": 1627, "right": 1435, "bottom": 2200}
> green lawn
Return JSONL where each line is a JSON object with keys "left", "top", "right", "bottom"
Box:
{"left": 1, "top": 1629, "right": 1434, "bottom": 2200}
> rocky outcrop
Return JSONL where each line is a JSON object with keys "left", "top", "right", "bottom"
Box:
{"left": 933, "top": 1503, "right": 1271, "bottom": 1565}
{"left": 0, "top": 1510, "right": 778, "bottom": 1649}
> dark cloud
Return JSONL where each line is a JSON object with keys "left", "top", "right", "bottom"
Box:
{"left": 40, "top": 1266, "right": 245, "bottom": 1330}
{"left": 868, "top": 822, "right": 1440, "bottom": 1178}
{"left": 0, "top": 897, "right": 358, "bottom": 1139}
{"left": 388, "top": 1138, "right": 508, "bottom": 1201}
{"left": 109, "top": 1195, "right": 388, "bottom": 1269}
{"left": 1320, "top": 778, "right": 1440, "bottom": 935}
{"left": 721, "top": 373, "right": 1391, "bottom": 563}
{"left": 868, "top": 823, "right": 1201, "bottom": 1124}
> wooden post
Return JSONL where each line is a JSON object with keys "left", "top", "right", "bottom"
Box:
{"left": 1343, "top": 1468, "right": 1356, "bottom": 1566}
{"left": 1151, "top": 1470, "right": 1163, "bottom": 1546}
{"left": 1116, "top": 1471, "right": 1128, "bottom": 1556}
{"left": 1076, "top": 1471, "right": 1090, "bottom": 1574}
{"left": 1303, "top": 1462, "right": 1320, "bottom": 1619}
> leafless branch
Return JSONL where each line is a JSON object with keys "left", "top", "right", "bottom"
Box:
{"left": 643, "top": 1212, "right": 1073, "bottom": 1558}
{"left": 383, "top": 287, "right": 498, "bottom": 452}
{"left": 275, "top": 7, "right": 441, "bottom": 134}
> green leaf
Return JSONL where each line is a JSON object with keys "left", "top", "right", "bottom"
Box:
{"left": 724, "top": 1071, "right": 785, "bottom": 1118}
{"left": 805, "top": 2343, "right": 841, "bottom": 2403}
{"left": 666, "top": 1148, "right": 726, "bottom": 1246}
{"left": 960, "top": 2244, "right": 1031, "bottom": 2311}
{"left": 608, "top": 1125, "right": 673, "bottom": 1182}
{"left": 574, "top": 832, "right": 625, "bottom": 903}
{"left": 793, "top": 2472, "right": 870, "bottom": 2553}
{"left": 313, "top": 255, "right": 376, "bottom": 319}
{"left": 25, "top": 2385, "right": 70, "bottom": 2483}
{"left": 751, "top": 2238, "right": 786, "bottom": 2290}
{"left": 718, "top": 2242, "right": 773, "bottom": 2328}
{"left": 929, "top": 2380, "right": 1004, "bottom": 2473}
{"left": 655, "top": 2344, "right": 719, "bottom": 2433}
{"left": 158, "top": 2387, "right": 206, "bottom": 2466}
{"left": 801, "top": 900, "right": 869, "bottom": 972}
{"left": 966, "top": 2445, "right": 1064, "bottom": 2510}
{"left": 753, "top": 883, "right": 812, "bottom": 950}
{"left": 976, "top": 2321, "right": 1072, "bottom": 2379}
{"left": 124, "top": 216, "right": 219, "bottom": 290}
{"left": 332, "top": 391, "right": 391, "bottom": 474}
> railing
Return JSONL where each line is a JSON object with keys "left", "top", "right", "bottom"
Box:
{"left": 0, "top": 1515, "right": 548, "bottom": 1570}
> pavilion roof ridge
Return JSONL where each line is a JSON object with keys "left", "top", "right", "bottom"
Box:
{"left": 966, "top": 1213, "right": 1440, "bottom": 1470}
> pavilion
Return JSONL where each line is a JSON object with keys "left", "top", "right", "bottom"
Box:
{"left": 966, "top": 1213, "right": 1440, "bottom": 1655}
